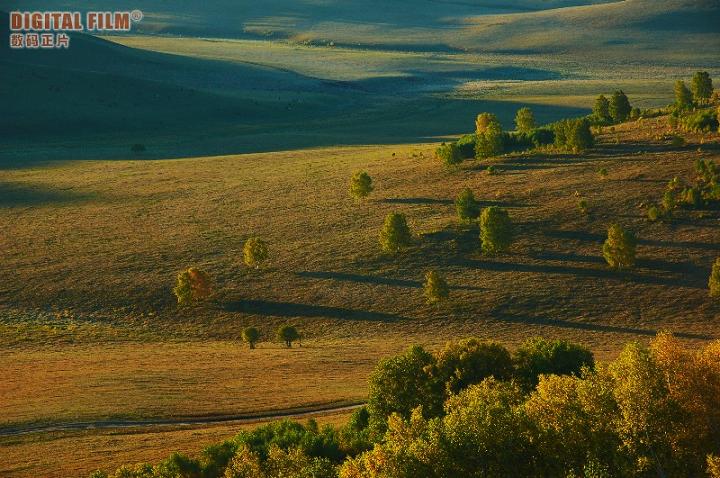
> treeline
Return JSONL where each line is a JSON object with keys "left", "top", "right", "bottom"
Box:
{"left": 91, "top": 334, "right": 720, "bottom": 478}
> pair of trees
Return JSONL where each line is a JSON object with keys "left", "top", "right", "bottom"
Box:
{"left": 593, "top": 90, "right": 632, "bottom": 123}
{"left": 554, "top": 117, "right": 594, "bottom": 152}
{"left": 455, "top": 189, "right": 514, "bottom": 254}
{"left": 241, "top": 325, "right": 300, "bottom": 349}
{"left": 475, "top": 112, "right": 504, "bottom": 159}
{"left": 603, "top": 224, "right": 637, "bottom": 270}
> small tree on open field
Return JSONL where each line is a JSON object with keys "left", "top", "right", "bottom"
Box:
{"left": 455, "top": 188, "right": 480, "bottom": 222}
{"left": 276, "top": 325, "right": 300, "bottom": 348}
{"left": 244, "top": 237, "right": 269, "bottom": 269}
{"left": 709, "top": 258, "right": 720, "bottom": 298}
{"left": 475, "top": 112, "right": 499, "bottom": 135}
{"left": 424, "top": 271, "right": 449, "bottom": 305}
{"left": 349, "top": 171, "right": 373, "bottom": 200}
{"left": 691, "top": 71, "right": 713, "bottom": 106}
{"left": 514, "top": 107, "right": 535, "bottom": 133}
{"left": 242, "top": 327, "right": 260, "bottom": 349}
{"left": 609, "top": 90, "right": 632, "bottom": 123}
{"left": 480, "top": 206, "right": 513, "bottom": 254}
{"left": 435, "top": 142, "right": 463, "bottom": 167}
{"left": 554, "top": 118, "right": 593, "bottom": 153}
{"left": 173, "top": 267, "right": 212, "bottom": 306}
{"left": 475, "top": 121, "right": 504, "bottom": 159}
{"left": 379, "top": 212, "right": 412, "bottom": 253}
{"left": 602, "top": 224, "right": 636, "bottom": 270}
{"left": 592, "top": 95, "right": 611, "bottom": 123}
{"left": 675, "top": 80, "right": 693, "bottom": 111}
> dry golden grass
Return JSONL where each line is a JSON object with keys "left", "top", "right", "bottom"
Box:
{"left": 2, "top": 116, "right": 720, "bottom": 477}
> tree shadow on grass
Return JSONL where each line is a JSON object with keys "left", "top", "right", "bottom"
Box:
{"left": 492, "top": 312, "right": 713, "bottom": 340}
{"left": 378, "top": 197, "right": 453, "bottom": 205}
{"left": 0, "top": 182, "right": 97, "bottom": 207}
{"left": 544, "top": 229, "right": 720, "bottom": 252}
{"left": 531, "top": 251, "right": 696, "bottom": 274}
{"left": 224, "top": 299, "right": 404, "bottom": 322}
{"left": 455, "top": 257, "right": 706, "bottom": 289}
{"left": 296, "top": 271, "right": 484, "bottom": 291}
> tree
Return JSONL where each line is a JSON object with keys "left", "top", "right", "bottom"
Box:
{"left": 475, "top": 112, "right": 499, "bottom": 135}
{"left": 379, "top": 213, "right": 412, "bottom": 253}
{"left": 349, "top": 171, "right": 373, "bottom": 200}
{"left": 513, "top": 337, "right": 594, "bottom": 391}
{"left": 433, "top": 338, "right": 513, "bottom": 396}
{"left": 554, "top": 118, "right": 593, "bottom": 153}
{"left": 276, "top": 325, "right": 300, "bottom": 348}
{"left": 480, "top": 206, "right": 513, "bottom": 254}
{"left": 674, "top": 80, "right": 693, "bottom": 110}
{"left": 242, "top": 327, "right": 260, "bottom": 349}
{"left": 455, "top": 188, "right": 480, "bottom": 222}
{"left": 593, "top": 95, "right": 611, "bottom": 123}
{"left": 475, "top": 120, "right": 504, "bottom": 159}
{"left": 691, "top": 71, "right": 713, "bottom": 105}
{"left": 434, "top": 142, "right": 463, "bottom": 167}
{"left": 515, "top": 107, "right": 535, "bottom": 132}
{"left": 602, "top": 223, "right": 636, "bottom": 270}
{"left": 609, "top": 90, "right": 632, "bottom": 123}
{"left": 173, "top": 267, "right": 212, "bottom": 306}
{"left": 709, "top": 258, "right": 720, "bottom": 297}
{"left": 423, "top": 271, "right": 449, "bottom": 305}
{"left": 243, "top": 237, "right": 269, "bottom": 269}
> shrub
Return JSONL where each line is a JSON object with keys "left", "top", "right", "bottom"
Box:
{"left": 435, "top": 142, "right": 463, "bottom": 167}
{"left": 683, "top": 187, "right": 704, "bottom": 209}
{"left": 276, "top": 325, "right": 300, "bottom": 348}
{"left": 456, "top": 134, "right": 477, "bottom": 159}
{"left": 647, "top": 205, "right": 661, "bottom": 222}
{"left": 675, "top": 80, "right": 693, "bottom": 110}
{"left": 379, "top": 212, "right": 412, "bottom": 253}
{"left": 630, "top": 107, "right": 641, "bottom": 121}
{"left": 423, "top": 271, "right": 449, "bottom": 305}
{"left": 242, "top": 327, "right": 260, "bottom": 349}
{"left": 679, "top": 109, "right": 719, "bottom": 133}
{"left": 173, "top": 267, "right": 212, "bottom": 306}
{"left": 349, "top": 171, "right": 373, "bottom": 200}
{"left": 602, "top": 224, "right": 636, "bottom": 270}
{"left": 480, "top": 206, "right": 513, "bottom": 254}
{"left": 662, "top": 190, "right": 677, "bottom": 216}
{"left": 670, "top": 134, "right": 685, "bottom": 147}
{"left": 598, "top": 167, "right": 608, "bottom": 178}
{"left": 486, "top": 165, "right": 498, "bottom": 175}
{"left": 513, "top": 337, "right": 594, "bottom": 390}
{"left": 475, "top": 112, "right": 499, "bottom": 135}
{"left": 691, "top": 71, "right": 714, "bottom": 105}
{"left": 592, "top": 94, "right": 611, "bottom": 123}
{"left": 243, "top": 237, "right": 269, "bottom": 268}
{"left": 475, "top": 121, "right": 504, "bottom": 159}
{"left": 514, "top": 107, "right": 535, "bottom": 132}
{"left": 455, "top": 188, "right": 480, "bottom": 222}
{"left": 609, "top": 90, "right": 632, "bottom": 123}
{"left": 578, "top": 199, "right": 589, "bottom": 215}
{"left": 709, "top": 258, "right": 720, "bottom": 297}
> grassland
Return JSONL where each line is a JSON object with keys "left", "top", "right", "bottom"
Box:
{"left": 2, "top": 115, "right": 720, "bottom": 476}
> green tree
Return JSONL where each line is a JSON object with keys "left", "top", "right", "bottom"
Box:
{"left": 423, "top": 271, "right": 449, "bottom": 305}
{"left": 349, "top": 171, "right": 373, "bottom": 200}
{"left": 173, "top": 267, "right": 212, "bottom": 306}
{"left": 243, "top": 237, "right": 269, "bottom": 268}
{"left": 593, "top": 95, "right": 611, "bottom": 123}
{"left": 475, "top": 112, "right": 499, "bottom": 135}
{"left": 432, "top": 338, "right": 513, "bottom": 396}
{"left": 435, "top": 142, "right": 463, "bottom": 167}
{"left": 674, "top": 80, "right": 693, "bottom": 110}
{"left": 513, "top": 337, "right": 594, "bottom": 391}
{"left": 242, "top": 327, "right": 260, "bottom": 349}
{"left": 367, "top": 345, "right": 442, "bottom": 424}
{"left": 276, "top": 325, "right": 300, "bottom": 348}
{"left": 475, "top": 121, "right": 504, "bottom": 159}
{"left": 691, "top": 71, "right": 713, "bottom": 105}
{"left": 480, "top": 206, "right": 513, "bottom": 254}
{"left": 554, "top": 118, "right": 594, "bottom": 152}
{"left": 602, "top": 224, "right": 637, "bottom": 270}
{"left": 709, "top": 258, "right": 720, "bottom": 297}
{"left": 379, "top": 212, "right": 412, "bottom": 253}
{"left": 515, "top": 107, "right": 536, "bottom": 132}
{"left": 609, "top": 90, "right": 632, "bottom": 123}
{"left": 455, "top": 188, "right": 480, "bottom": 222}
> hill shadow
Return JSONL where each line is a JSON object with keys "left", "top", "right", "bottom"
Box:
{"left": 492, "top": 312, "right": 713, "bottom": 340}
{"left": 0, "top": 182, "right": 98, "bottom": 207}
{"left": 296, "top": 271, "right": 484, "bottom": 291}
{"left": 224, "top": 299, "right": 404, "bottom": 322}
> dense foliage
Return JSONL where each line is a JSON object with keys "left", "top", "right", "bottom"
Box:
{"left": 379, "top": 212, "right": 412, "bottom": 253}
{"left": 349, "top": 171, "right": 374, "bottom": 200}
{"left": 243, "top": 237, "right": 269, "bottom": 268}
{"left": 480, "top": 206, "right": 513, "bottom": 254}
{"left": 455, "top": 188, "right": 480, "bottom": 222}
{"left": 173, "top": 267, "right": 212, "bottom": 306}
{"left": 603, "top": 223, "right": 637, "bottom": 270}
